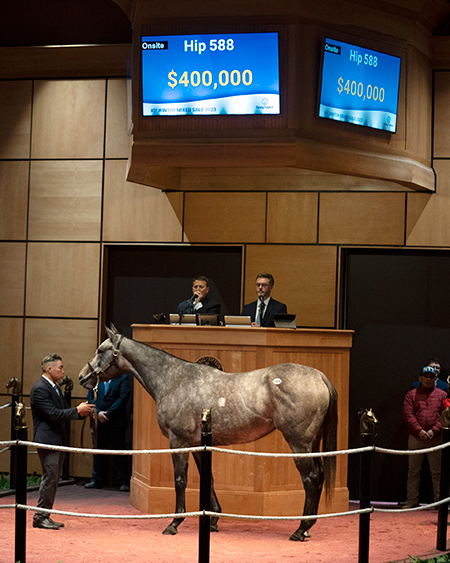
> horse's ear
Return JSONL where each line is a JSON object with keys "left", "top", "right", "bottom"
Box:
{"left": 105, "top": 324, "right": 119, "bottom": 341}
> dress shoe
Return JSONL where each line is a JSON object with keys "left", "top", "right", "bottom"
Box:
{"left": 84, "top": 480, "right": 103, "bottom": 489}
{"left": 401, "top": 502, "right": 419, "bottom": 509}
{"left": 33, "top": 517, "right": 60, "bottom": 530}
{"left": 48, "top": 518, "right": 64, "bottom": 528}
{"left": 119, "top": 484, "right": 130, "bottom": 492}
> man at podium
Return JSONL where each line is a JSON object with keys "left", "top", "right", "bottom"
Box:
{"left": 241, "top": 272, "right": 287, "bottom": 327}
{"left": 177, "top": 276, "right": 221, "bottom": 316}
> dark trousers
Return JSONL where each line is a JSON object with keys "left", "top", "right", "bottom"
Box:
{"left": 34, "top": 448, "right": 65, "bottom": 521}
{"left": 92, "top": 422, "right": 130, "bottom": 486}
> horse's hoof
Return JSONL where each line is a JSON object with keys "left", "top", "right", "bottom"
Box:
{"left": 162, "top": 525, "right": 178, "bottom": 535}
{"left": 289, "top": 531, "right": 305, "bottom": 542}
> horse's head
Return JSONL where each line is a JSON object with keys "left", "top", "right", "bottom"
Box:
{"left": 359, "top": 408, "right": 379, "bottom": 435}
{"left": 6, "top": 377, "right": 22, "bottom": 395}
{"left": 78, "top": 324, "right": 125, "bottom": 390}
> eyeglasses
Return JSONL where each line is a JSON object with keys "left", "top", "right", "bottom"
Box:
{"left": 255, "top": 283, "right": 271, "bottom": 288}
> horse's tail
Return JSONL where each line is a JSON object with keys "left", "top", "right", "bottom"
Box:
{"left": 321, "top": 376, "right": 338, "bottom": 502}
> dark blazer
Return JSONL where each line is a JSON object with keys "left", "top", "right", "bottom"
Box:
{"left": 241, "top": 298, "right": 287, "bottom": 328}
{"left": 87, "top": 374, "right": 130, "bottom": 427}
{"left": 30, "top": 376, "right": 81, "bottom": 445}
{"left": 177, "top": 296, "right": 221, "bottom": 316}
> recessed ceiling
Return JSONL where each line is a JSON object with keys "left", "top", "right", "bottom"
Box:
{"left": 0, "top": 0, "right": 132, "bottom": 47}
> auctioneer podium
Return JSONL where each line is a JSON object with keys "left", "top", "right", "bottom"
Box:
{"left": 130, "top": 324, "right": 352, "bottom": 516}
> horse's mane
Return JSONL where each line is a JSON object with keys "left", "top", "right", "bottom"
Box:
{"left": 124, "top": 334, "right": 211, "bottom": 368}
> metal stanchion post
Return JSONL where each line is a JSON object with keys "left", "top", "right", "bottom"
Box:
{"left": 358, "top": 409, "right": 378, "bottom": 563}
{"left": 198, "top": 408, "right": 212, "bottom": 563}
{"left": 14, "top": 402, "right": 28, "bottom": 563}
{"left": 7, "top": 377, "right": 22, "bottom": 490}
{"left": 9, "top": 391, "right": 20, "bottom": 490}
{"left": 437, "top": 408, "right": 450, "bottom": 551}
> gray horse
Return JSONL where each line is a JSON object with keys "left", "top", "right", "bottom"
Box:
{"left": 79, "top": 325, "right": 338, "bottom": 542}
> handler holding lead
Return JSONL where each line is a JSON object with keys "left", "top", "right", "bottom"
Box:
{"left": 31, "top": 353, "right": 94, "bottom": 530}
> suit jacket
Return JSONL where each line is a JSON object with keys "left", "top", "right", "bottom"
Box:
{"left": 30, "top": 376, "right": 81, "bottom": 445}
{"left": 177, "top": 296, "right": 221, "bottom": 316}
{"left": 240, "top": 298, "right": 287, "bottom": 327}
{"left": 87, "top": 374, "right": 130, "bottom": 427}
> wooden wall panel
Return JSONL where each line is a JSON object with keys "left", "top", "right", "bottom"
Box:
{"left": 0, "top": 80, "right": 32, "bottom": 159}
{"left": 25, "top": 242, "right": 100, "bottom": 318}
{"left": 406, "top": 48, "right": 432, "bottom": 161}
{"left": 0, "top": 242, "right": 26, "bottom": 316}
{"left": 28, "top": 161, "right": 102, "bottom": 241}
{"left": 31, "top": 79, "right": 106, "bottom": 159}
{"left": 23, "top": 318, "right": 98, "bottom": 396}
{"left": 0, "top": 317, "right": 23, "bottom": 381}
{"left": 434, "top": 71, "right": 450, "bottom": 158}
{"left": 267, "top": 192, "right": 318, "bottom": 243}
{"left": 0, "top": 407, "right": 11, "bottom": 472}
{"left": 319, "top": 192, "right": 406, "bottom": 245}
{"left": 103, "top": 160, "right": 183, "bottom": 242}
{"left": 184, "top": 192, "right": 266, "bottom": 243}
{"left": 0, "top": 161, "right": 29, "bottom": 240}
{"left": 105, "top": 78, "right": 132, "bottom": 159}
{"left": 406, "top": 160, "right": 450, "bottom": 246}
{"left": 244, "top": 245, "right": 337, "bottom": 327}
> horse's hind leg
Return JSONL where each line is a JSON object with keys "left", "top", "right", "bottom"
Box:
{"left": 163, "top": 451, "right": 189, "bottom": 535}
{"left": 290, "top": 456, "right": 324, "bottom": 542}
{"left": 192, "top": 451, "right": 222, "bottom": 532}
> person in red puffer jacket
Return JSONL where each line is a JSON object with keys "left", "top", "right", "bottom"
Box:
{"left": 402, "top": 365, "right": 447, "bottom": 509}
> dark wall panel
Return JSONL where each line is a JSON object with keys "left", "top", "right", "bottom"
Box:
{"left": 105, "top": 245, "right": 242, "bottom": 338}
{"left": 344, "top": 249, "right": 450, "bottom": 502}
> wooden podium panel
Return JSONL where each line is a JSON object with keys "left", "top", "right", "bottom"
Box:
{"left": 130, "top": 325, "right": 352, "bottom": 517}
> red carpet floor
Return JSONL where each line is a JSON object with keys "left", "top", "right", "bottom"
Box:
{"left": 1, "top": 484, "right": 450, "bottom": 563}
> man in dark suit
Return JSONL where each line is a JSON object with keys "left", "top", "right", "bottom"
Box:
{"left": 241, "top": 272, "right": 287, "bottom": 327}
{"left": 30, "top": 353, "right": 94, "bottom": 530}
{"left": 84, "top": 374, "right": 131, "bottom": 491}
{"left": 177, "top": 275, "right": 221, "bottom": 316}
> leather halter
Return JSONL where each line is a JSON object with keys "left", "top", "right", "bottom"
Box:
{"left": 85, "top": 335, "right": 124, "bottom": 398}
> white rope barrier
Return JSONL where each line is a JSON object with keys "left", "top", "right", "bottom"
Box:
{"left": 0, "top": 402, "right": 11, "bottom": 410}
{"left": 2, "top": 439, "right": 448, "bottom": 459}
{"left": 208, "top": 445, "right": 371, "bottom": 457}
{"left": 1, "top": 438, "right": 450, "bottom": 528}
{"left": 374, "top": 497, "right": 450, "bottom": 513}
{"left": 0, "top": 446, "right": 11, "bottom": 454}
{"left": 10, "top": 503, "right": 373, "bottom": 521}
{"left": 374, "top": 442, "right": 450, "bottom": 455}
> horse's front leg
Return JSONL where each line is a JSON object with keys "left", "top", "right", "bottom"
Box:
{"left": 162, "top": 450, "right": 189, "bottom": 535}
{"left": 289, "top": 457, "right": 324, "bottom": 542}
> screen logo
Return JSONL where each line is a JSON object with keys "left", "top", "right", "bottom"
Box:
{"left": 324, "top": 42, "right": 341, "bottom": 55}
{"left": 142, "top": 41, "right": 168, "bottom": 50}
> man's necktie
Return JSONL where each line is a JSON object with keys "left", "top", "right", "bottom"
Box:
{"left": 258, "top": 301, "right": 266, "bottom": 325}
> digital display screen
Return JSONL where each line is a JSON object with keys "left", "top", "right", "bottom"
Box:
{"left": 141, "top": 32, "right": 280, "bottom": 116}
{"left": 319, "top": 38, "right": 401, "bottom": 132}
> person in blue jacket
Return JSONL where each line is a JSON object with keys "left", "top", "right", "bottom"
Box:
{"left": 84, "top": 373, "right": 131, "bottom": 491}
